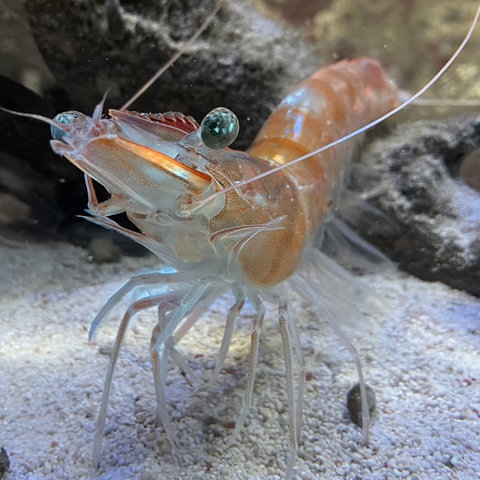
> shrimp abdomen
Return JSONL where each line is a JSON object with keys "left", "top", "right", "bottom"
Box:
{"left": 247, "top": 58, "right": 399, "bottom": 235}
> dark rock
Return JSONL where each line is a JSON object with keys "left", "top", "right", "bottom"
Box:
{"left": 0, "top": 447, "right": 9, "bottom": 479}
{"left": 24, "top": 0, "right": 314, "bottom": 149}
{"left": 346, "top": 383, "right": 376, "bottom": 428}
{"left": 0, "top": 75, "right": 75, "bottom": 236}
{"left": 350, "top": 116, "right": 480, "bottom": 296}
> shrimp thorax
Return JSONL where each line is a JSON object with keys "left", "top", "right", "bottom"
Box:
{"left": 47, "top": 106, "right": 306, "bottom": 286}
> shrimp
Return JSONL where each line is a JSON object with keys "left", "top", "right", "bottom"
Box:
{"left": 4, "top": 2, "right": 480, "bottom": 478}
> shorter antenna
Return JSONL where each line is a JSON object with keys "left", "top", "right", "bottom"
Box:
{"left": 120, "top": 1, "right": 224, "bottom": 111}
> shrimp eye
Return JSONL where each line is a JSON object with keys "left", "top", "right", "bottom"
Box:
{"left": 200, "top": 107, "right": 239, "bottom": 149}
{"left": 51, "top": 111, "right": 80, "bottom": 141}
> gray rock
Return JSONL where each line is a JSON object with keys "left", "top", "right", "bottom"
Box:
{"left": 0, "top": 76, "right": 70, "bottom": 236}
{"left": 25, "top": 0, "right": 314, "bottom": 148}
{"left": 350, "top": 116, "right": 480, "bottom": 296}
{"left": 0, "top": 447, "right": 10, "bottom": 479}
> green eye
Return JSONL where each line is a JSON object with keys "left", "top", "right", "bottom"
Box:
{"left": 51, "top": 111, "right": 80, "bottom": 141}
{"left": 200, "top": 107, "right": 239, "bottom": 149}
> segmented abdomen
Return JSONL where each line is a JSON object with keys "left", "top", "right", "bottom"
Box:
{"left": 247, "top": 58, "right": 399, "bottom": 237}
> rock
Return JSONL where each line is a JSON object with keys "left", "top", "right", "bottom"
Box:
{"left": 0, "top": 76, "right": 72, "bottom": 236}
{"left": 24, "top": 0, "right": 314, "bottom": 149}
{"left": 350, "top": 115, "right": 480, "bottom": 296}
{"left": 88, "top": 236, "right": 122, "bottom": 263}
{"left": 0, "top": 447, "right": 10, "bottom": 479}
{"left": 346, "top": 383, "right": 376, "bottom": 428}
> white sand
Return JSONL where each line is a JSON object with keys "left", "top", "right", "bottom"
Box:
{"left": 1, "top": 240, "right": 479, "bottom": 480}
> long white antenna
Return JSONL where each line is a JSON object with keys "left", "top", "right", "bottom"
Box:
{"left": 201, "top": 3, "right": 480, "bottom": 204}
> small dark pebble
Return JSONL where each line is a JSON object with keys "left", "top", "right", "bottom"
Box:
{"left": 88, "top": 236, "right": 122, "bottom": 263}
{"left": 203, "top": 415, "right": 218, "bottom": 426}
{"left": 347, "top": 383, "right": 376, "bottom": 427}
{"left": 0, "top": 447, "right": 10, "bottom": 478}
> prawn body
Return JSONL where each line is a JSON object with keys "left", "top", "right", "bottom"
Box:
{"left": 42, "top": 55, "right": 401, "bottom": 476}
{"left": 51, "top": 57, "right": 398, "bottom": 287}
{"left": 42, "top": 55, "right": 403, "bottom": 475}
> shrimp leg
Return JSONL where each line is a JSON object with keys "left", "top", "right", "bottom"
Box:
{"left": 148, "top": 279, "right": 224, "bottom": 449}
{"left": 92, "top": 271, "right": 205, "bottom": 466}
{"left": 279, "top": 298, "right": 305, "bottom": 479}
{"left": 150, "top": 278, "right": 221, "bottom": 354}
{"left": 208, "top": 288, "right": 246, "bottom": 386}
{"left": 89, "top": 271, "right": 193, "bottom": 340}
{"left": 84, "top": 173, "right": 129, "bottom": 216}
{"left": 92, "top": 290, "right": 185, "bottom": 467}
{"left": 151, "top": 293, "right": 189, "bottom": 457}
{"left": 150, "top": 286, "right": 224, "bottom": 452}
{"left": 227, "top": 294, "right": 265, "bottom": 444}
{"left": 291, "top": 268, "right": 371, "bottom": 445}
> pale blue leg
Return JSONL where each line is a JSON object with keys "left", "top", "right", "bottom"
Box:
{"left": 155, "top": 298, "right": 200, "bottom": 386}
{"left": 150, "top": 292, "right": 189, "bottom": 456}
{"left": 278, "top": 299, "right": 305, "bottom": 480}
{"left": 92, "top": 292, "right": 176, "bottom": 468}
{"left": 150, "top": 278, "right": 219, "bottom": 353}
{"left": 89, "top": 271, "right": 191, "bottom": 341}
{"left": 227, "top": 294, "right": 265, "bottom": 444}
{"left": 207, "top": 290, "right": 245, "bottom": 386}
{"left": 291, "top": 274, "right": 371, "bottom": 445}
{"left": 149, "top": 279, "right": 221, "bottom": 453}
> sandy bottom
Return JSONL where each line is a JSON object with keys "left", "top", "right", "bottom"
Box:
{"left": 1, "top": 240, "right": 479, "bottom": 480}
